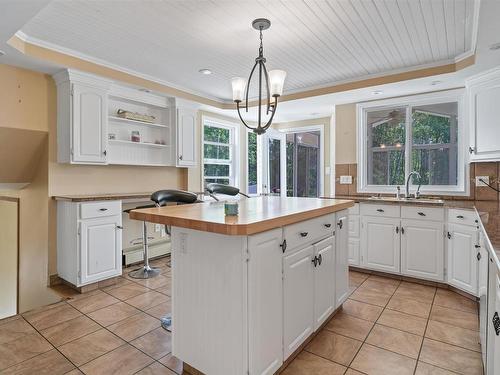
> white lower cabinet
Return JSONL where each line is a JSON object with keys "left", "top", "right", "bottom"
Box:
{"left": 248, "top": 228, "right": 283, "bottom": 375}
{"left": 313, "top": 237, "right": 335, "bottom": 330}
{"left": 447, "top": 223, "right": 479, "bottom": 295}
{"left": 401, "top": 219, "right": 444, "bottom": 281}
{"left": 80, "top": 216, "right": 122, "bottom": 284}
{"left": 361, "top": 216, "right": 400, "bottom": 273}
{"left": 283, "top": 245, "right": 315, "bottom": 359}
{"left": 335, "top": 211, "right": 349, "bottom": 306}
{"left": 348, "top": 238, "right": 360, "bottom": 266}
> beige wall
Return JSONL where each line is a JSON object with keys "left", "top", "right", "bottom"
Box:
{"left": 0, "top": 199, "right": 19, "bottom": 318}
{"left": 0, "top": 63, "right": 186, "bottom": 312}
{"left": 273, "top": 116, "right": 334, "bottom": 196}
{"left": 335, "top": 103, "right": 357, "bottom": 165}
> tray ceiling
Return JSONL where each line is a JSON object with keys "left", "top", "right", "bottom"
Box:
{"left": 19, "top": 0, "right": 478, "bottom": 102}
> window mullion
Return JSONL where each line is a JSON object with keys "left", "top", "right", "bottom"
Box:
{"left": 405, "top": 105, "right": 412, "bottom": 185}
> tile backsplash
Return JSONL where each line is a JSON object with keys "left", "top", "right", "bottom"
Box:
{"left": 335, "top": 162, "right": 499, "bottom": 201}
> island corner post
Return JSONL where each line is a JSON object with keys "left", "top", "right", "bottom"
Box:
{"left": 129, "top": 196, "right": 354, "bottom": 375}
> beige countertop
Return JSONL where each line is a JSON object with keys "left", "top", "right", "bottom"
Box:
{"left": 129, "top": 196, "right": 354, "bottom": 236}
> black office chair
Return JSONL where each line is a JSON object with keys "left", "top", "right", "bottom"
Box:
{"left": 206, "top": 183, "right": 250, "bottom": 201}
{"left": 126, "top": 189, "right": 200, "bottom": 279}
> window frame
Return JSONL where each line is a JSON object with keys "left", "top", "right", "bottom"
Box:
{"left": 357, "top": 89, "right": 468, "bottom": 196}
{"left": 201, "top": 116, "right": 239, "bottom": 189}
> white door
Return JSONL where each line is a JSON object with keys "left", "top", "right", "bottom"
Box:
{"left": 468, "top": 70, "right": 500, "bottom": 161}
{"left": 262, "top": 130, "right": 286, "bottom": 197}
{"left": 348, "top": 238, "right": 360, "bottom": 266}
{"left": 176, "top": 108, "right": 197, "bottom": 167}
{"left": 335, "top": 211, "right": 349, "bottom": 307}
{"left": 72, "top": 83, "right": 107, "bottom": 164}
{"left": 447, "top": 223, "right": 478, "bottom": 295}
{"left": 361, "top": 216, "right": 400, "bottom": 273}
{"left": 283, "top": 245, "right": 314, "bottom": 359}
{"left": 248, "top": 228, "right": 283, "bottom": 375}
{"left": 478, "top": 234, "right": 488, "bottom": 369}
{"left": 487, "top": 262, "right": 500, "bottom": 375}
{"left": 401, "top": 219, "right": 444, "bottom": 281}
{"left": 79, "top": 216, "right": 122, "bottom": 285}
{"left": 313, "top": 236, "right": 335, "bottom": 330}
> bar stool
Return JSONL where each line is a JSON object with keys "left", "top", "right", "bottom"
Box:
{"left": 126, "top": 189, "right": 200, "bottom": 279}
{"left": 206, "top": 183, "right": 250, "bottom": 201}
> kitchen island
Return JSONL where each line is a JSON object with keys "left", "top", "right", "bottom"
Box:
{"left": 130, "top": 196, "right": 354, "bottom": 375}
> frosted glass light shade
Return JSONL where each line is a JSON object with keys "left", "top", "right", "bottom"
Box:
{"left": 231, "top": 77, "right": 247, "bottom": 102}
{"left": 268, "top": 70, "right": 286, "bottom": 96}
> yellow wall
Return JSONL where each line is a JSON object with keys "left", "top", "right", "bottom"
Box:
{"left": 0, "top": 63, "right": 186, "bottom": 312}
{"left": 335, "top": 104, "right": 357, "bottom": 165}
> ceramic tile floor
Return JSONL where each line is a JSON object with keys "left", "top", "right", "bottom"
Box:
{"left": 0, "top": 258, "right": 483, "bottom": 375}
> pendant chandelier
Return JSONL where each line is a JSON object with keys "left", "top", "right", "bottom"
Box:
{"left": 231, "top": 18, "right": 286, "bottom": 135}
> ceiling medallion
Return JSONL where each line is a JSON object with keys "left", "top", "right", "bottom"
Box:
{"left": 231, "top": 18, "right": 286, "bottom": 135}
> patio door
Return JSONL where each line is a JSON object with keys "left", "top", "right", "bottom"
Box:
{"left": 262, "top": 130, "right": 286, "bottom": 197}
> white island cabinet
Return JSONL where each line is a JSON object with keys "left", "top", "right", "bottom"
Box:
{"left": 130, "top": 197, "right": 353, "bottom": 375}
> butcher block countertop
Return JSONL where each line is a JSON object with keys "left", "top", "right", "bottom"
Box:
{"left": 129, "top": 196, "right": 354, "bottom": 236}
{"left": 53, "top": 193, "right": 153, "bottom": 202}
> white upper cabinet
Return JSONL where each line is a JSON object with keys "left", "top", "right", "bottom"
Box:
{"left": 467, "top": 67, "right": 500, "bottom": 161}
{"left": 176, "top": 108, "right": 197, "bottom": 167}
{"left": 361, "top": 216, "right": 400, "bottom": 273}
{"left": 447, "top": 223, "right": 479, "bottom": 295}
{"left": 401, "top": 219, "right": 444, "bottom": 281}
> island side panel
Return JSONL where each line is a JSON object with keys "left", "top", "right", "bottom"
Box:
{"left": 171, "top": 227, "right": 248, "bottom": 375}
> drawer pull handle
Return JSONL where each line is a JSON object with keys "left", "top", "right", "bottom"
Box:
{"left": 317, "top": 253, "right": 323, "bottom": 266}
{"left": 477, "top": 252, "right": 481, "bottom": 261}
{"left": 475, "top": 244, "right": 481, "bottom": 249}
{"left": 300, "top": 232, "right": 308, "bottom": 238}
{"left": 99, "top": 208, "right": 108, "bottom": 211}
{"left": 396, "top": 226, "right": 399, "bottom": 234}
{"left": 324, "top": 223, "right": 332, "bottom": 228}
{"left": 376, "top": 209, "right": 384, "bottom": 213}
{"left": 279, "top": 239, "right": 287, "bottom": 253}
{"left": 311, "top": 256, "right": 318, "bottom": 267}
{"left": 401, "top": 227, "right": 405, "bottom": 234}
{"left": 456, "top": 215, "right": 464, "bottom": 219}
{"left": 337, "top": 220, "right": 343, "bottom": 229}
{"left": 418, "top": 212, "right": 426, "bottom": 216}
{"left": 116, "top": 225, "right": 123, "bottom": 230}
{"left": 447, "top": 232, "right": 452, "bottom": 239}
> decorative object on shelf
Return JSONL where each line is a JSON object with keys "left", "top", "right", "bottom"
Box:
{"left": 108, "top": 133, "right": 116, "bottom": 140}
{"left": 117, "top": 109, "right": 156, "bottom": 123}
{"left": 231, "top": 18, "right": 286, "bottom": 135}
{"left": 131, "top": 130, "right": 141, "bottom": 143}
{"left": 224, "top": 201, "right": 239, "bottom": 216}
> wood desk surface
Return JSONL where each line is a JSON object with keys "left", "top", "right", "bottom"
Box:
{"left": 129, "top": 197, "right": 354, "bottom": 235}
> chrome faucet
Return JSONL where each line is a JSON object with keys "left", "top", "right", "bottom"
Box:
{"left": 405, "top": 171, "right": 422, "bottom": 198}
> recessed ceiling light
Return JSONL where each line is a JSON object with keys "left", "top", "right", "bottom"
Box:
{"left": 489, "top": 43, "right": 500, "bottom": 50}
{"left": 0, "top": 50, "right": 5, "bottom": 57}
{"left": 372, "top": 90, "right": 383, "bottom": 95}
{"left": 431, "top": 80, "right": 442, "bottom": 86}
{"left": 199, "top": 69, "right": 212, "bottom": 75}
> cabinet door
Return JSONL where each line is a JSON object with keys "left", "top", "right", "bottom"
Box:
{"left": 79, "top": 216, "right": 122, "bottom": 285}
{"left": 401, "top": 219, "right": 444, "bottom": 281}
{"left": 313, "top": 236, "right": 335, "bottom": 330}
{"left": 447, "top": 223, "right": 478, "bottom": 295}
{"left": 72, "top": 83, "right": 108, "bottom": 164}
{"left": 361, "top": 216, "right": 400, "bottom": 273}
{"left": 283, "top": 245, "right": 314, "bottom": 360}
{"left": 335, "top": 211, "right": 349, "bottom": 307}
{"left": 469, "top": 73, "right": 500, "bottom": 161}
{"left": 248, "top": 228, "right": 283, "bottom": 375}
{"left": 348, "top": 238, "right": 360, "bottom": 266}
{"left": 176, "top": 108, "right": 197, "bottom": 167}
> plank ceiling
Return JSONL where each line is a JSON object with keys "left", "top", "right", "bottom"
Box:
{"left": 20, "top": 0, "right": 477, "bottom": 102}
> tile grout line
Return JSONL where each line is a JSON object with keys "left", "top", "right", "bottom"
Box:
{"left": 412, "top": 284, "right": 437, "bottom": 375}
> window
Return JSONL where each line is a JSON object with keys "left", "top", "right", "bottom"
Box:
{"left": 202, "top": 118, "right": 238, "bottom": 188}
{"left": 247, "top": 131, "right": 258, "bottom": 194}
{"left": 358, "top": 90, "right": 466, "bottom": 195}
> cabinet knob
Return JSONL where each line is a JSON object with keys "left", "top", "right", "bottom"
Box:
{"left": 337, "top": 220, "right": 343, "bottom": 229}
{"left": 103, "top": 150, "right": 107, "bottom": 156}
{"left": 456, "top": 215, "right": 464, "bottom": 219}
{"left": 300, "top": 232, "right": 308, "bottom": 238}
{"left": 469, "top": 146, "right": 474, "bottom": 154}
{"left": 279, "top": 239, "right": 287, "bottom": 253}
{"left": 376, "top": 209, "right": 384, "bottom": 213}
{"left": 447, "top": 232, "right": 452, "bottom": 239}
{"left": 324, "top": 223, "right": 332, "bottom": 228}
{"left": 477, "top": 252, "right": 481, "bottom": 261}
{"left": 396, "top": 226, "right": 399, "bottom": 234}
{"left": 179, "top": 155, "right": 183, "bottom": 160}
{"left": 401, "top": 227, "right": 405, "bottom": 234}
{"left": 493, "top": 312, "right": 500, "bottom": 336}
{"left": 317, "top": 253, "right": 322, "bottom": 266}
{"left": 311, "top": 256, "right": 318, "bottom": 267}
{"left": 116, "top": 225, "right": 123, "bottom": 230}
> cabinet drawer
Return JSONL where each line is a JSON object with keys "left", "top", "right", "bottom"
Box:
{"left": 448, "top": 209, "right": 478, "bottom": 226}
{"left": 284, "top": 214, "right": 334, "bottom": 252}
{"left": 348, "top": 203, "right": 360, "bottom": 215}
{"left": 401, "top": 206, "right": 444, "bottom": 221}
{"left": 360, "top": 203, "right": 400, "bottom": 218}
{"left": 80, "top": 201, "right": 122, "bottom": 219}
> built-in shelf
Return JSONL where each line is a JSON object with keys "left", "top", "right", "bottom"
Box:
{"left": 109, "top": 139, "right": 170, "bottom": 148}
{"left": 108, "top": 116, "right": 169, "bottom": 128}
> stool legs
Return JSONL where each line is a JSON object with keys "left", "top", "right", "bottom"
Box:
{"left": 129, "top": 221, "right": 160, "bottom": 279}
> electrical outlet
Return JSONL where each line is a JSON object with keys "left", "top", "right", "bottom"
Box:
{"left": 339, "top": 175, "right": 353, "bottom": 184}
{"left": 155, "top": 224, "right": 161, "bottom": 232}
{"left": 476, "top": 176, "right": 490, "bottom": 187}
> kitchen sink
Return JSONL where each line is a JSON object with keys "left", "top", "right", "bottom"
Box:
{"left": 368, "top": 196, "right": 445, "bottom": 205}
